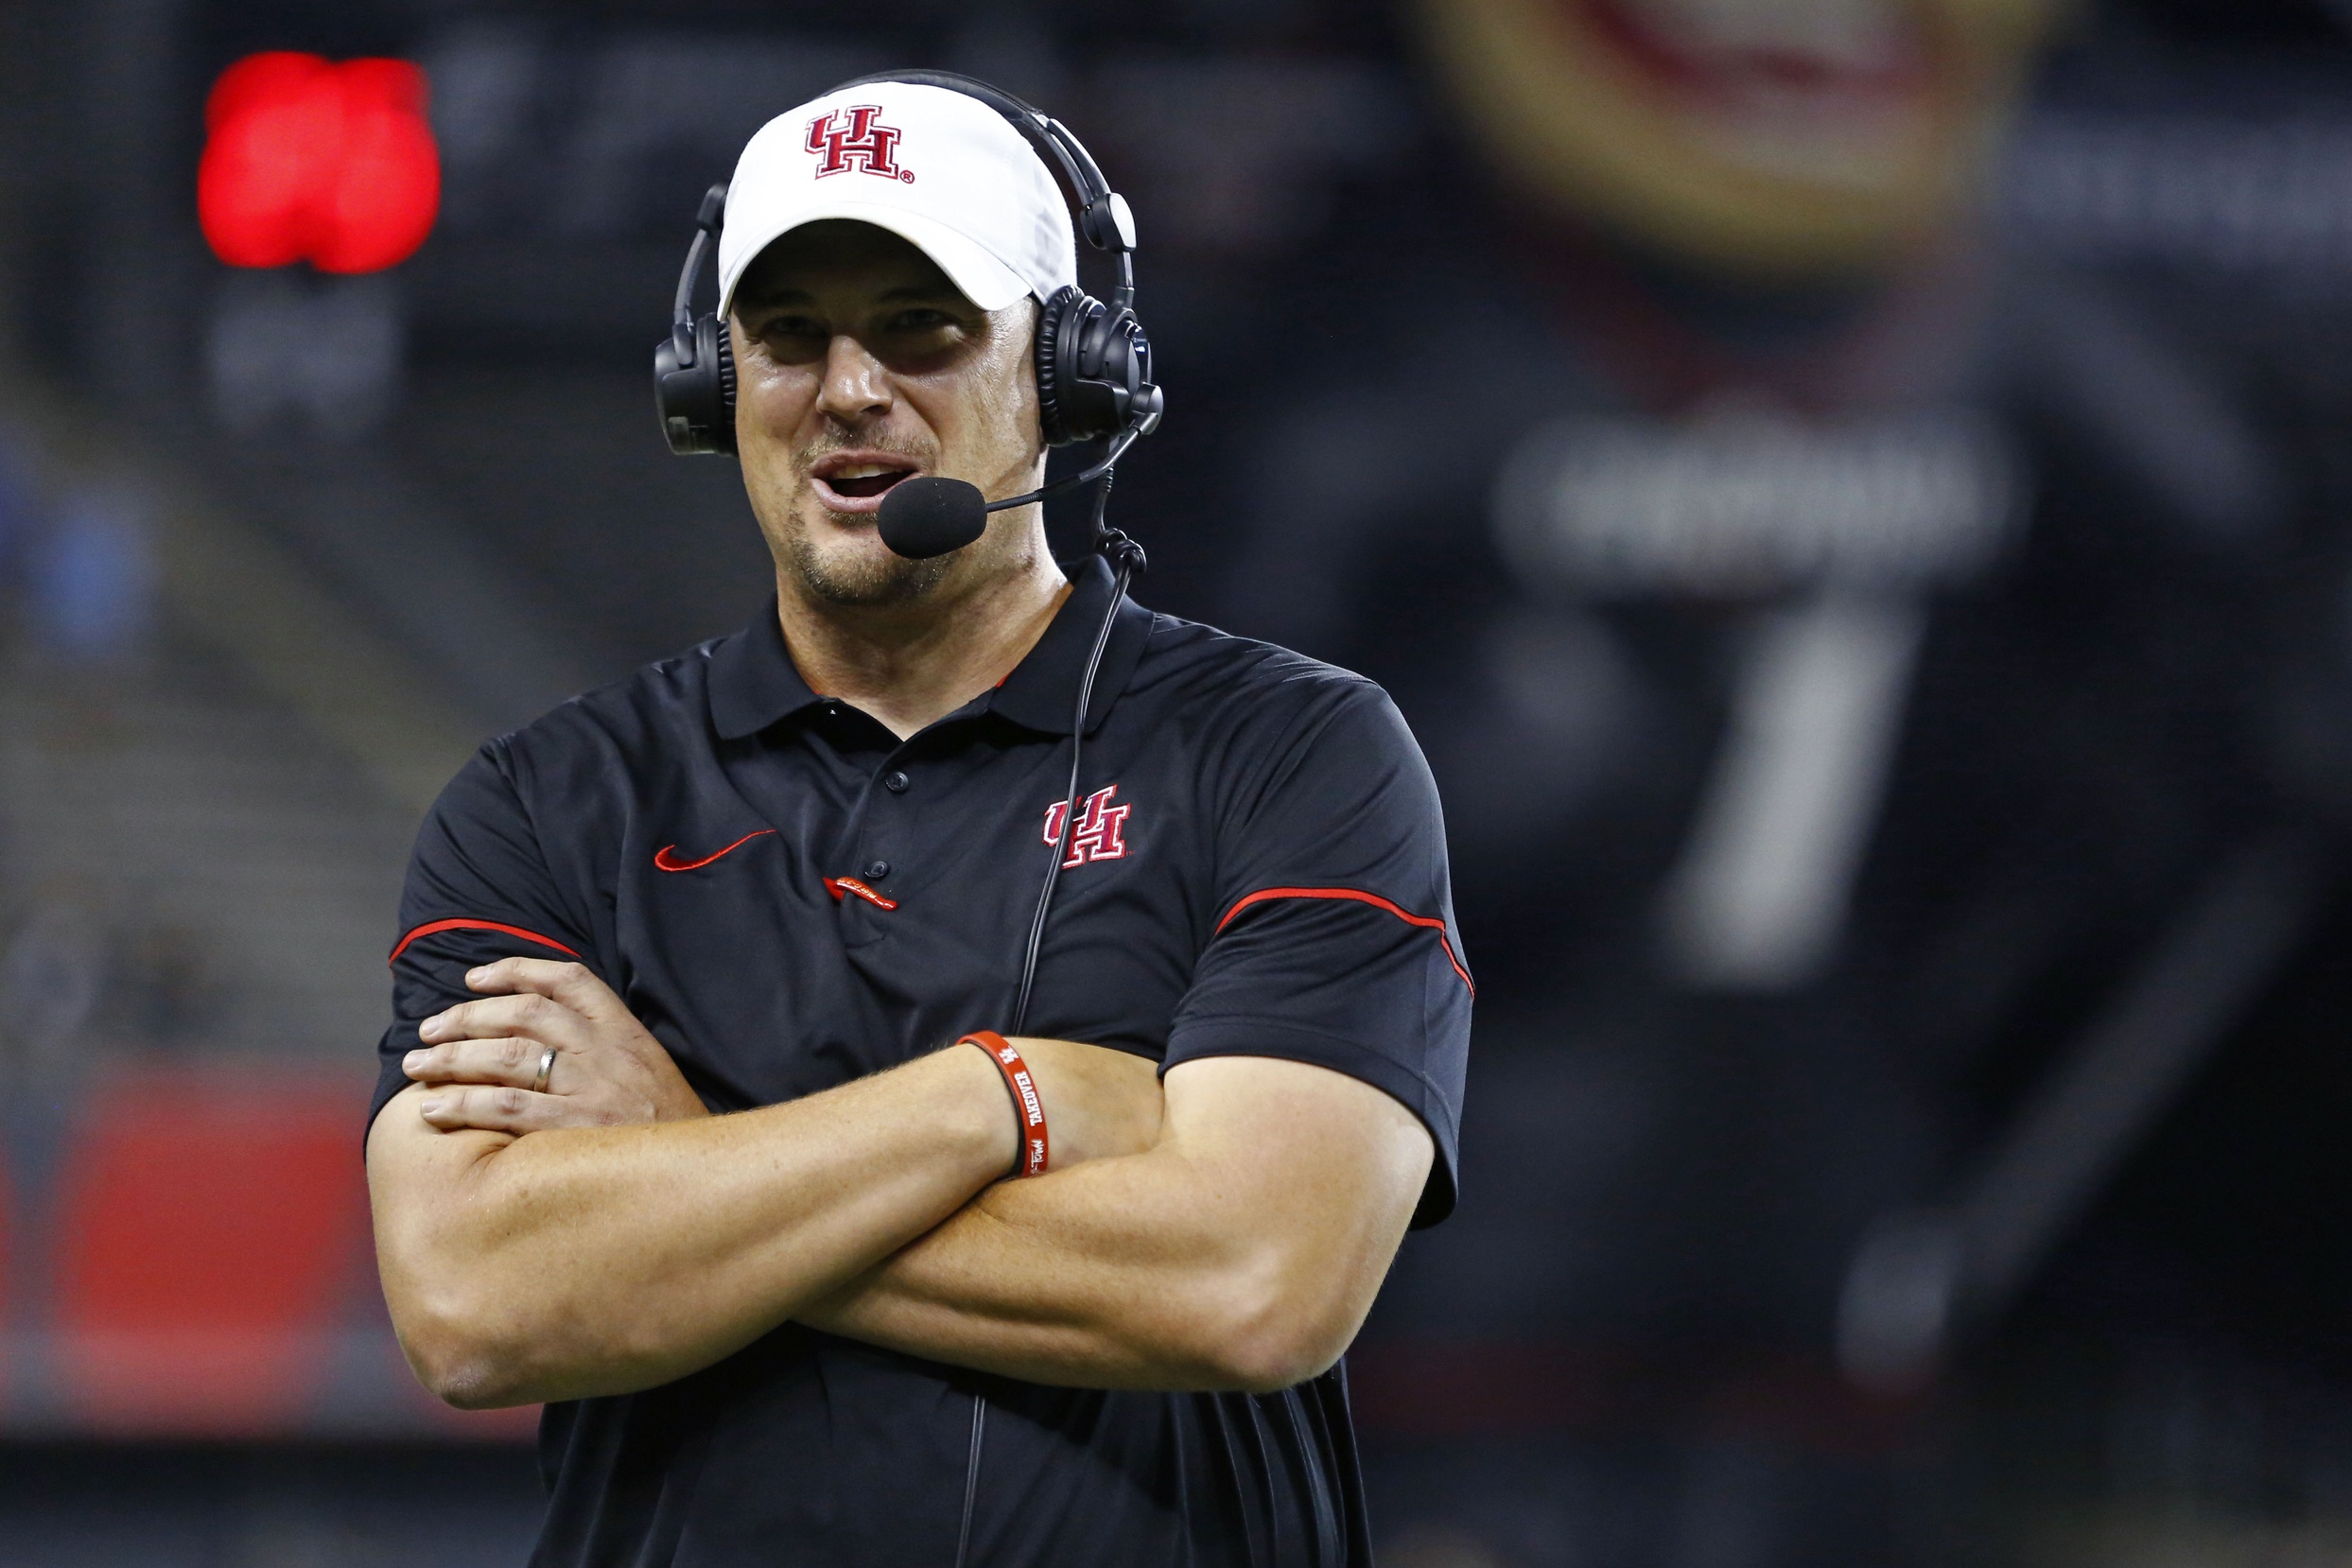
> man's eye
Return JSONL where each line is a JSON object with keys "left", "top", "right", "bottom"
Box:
{"left": 887, "top": 310, "right": 956, "bottom": 334}
{"left": 748, "top": 319, "right": 828, "bottom": 358}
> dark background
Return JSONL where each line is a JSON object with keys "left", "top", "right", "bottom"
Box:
{"left": 7, "top": 0, "right": 2352, "bottom": 1563}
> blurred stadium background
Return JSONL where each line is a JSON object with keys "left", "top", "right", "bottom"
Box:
{"left": 8, "top": 0, "right": 2352, "bottom": 1562}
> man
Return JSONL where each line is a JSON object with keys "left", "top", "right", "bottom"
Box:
{"left": 365, "top": 79, "right": 1471, "bottom": 1567}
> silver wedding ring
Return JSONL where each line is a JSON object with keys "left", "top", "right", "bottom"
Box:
{"left": 531, "top": 1045, "right": 557, "bottom": 1095}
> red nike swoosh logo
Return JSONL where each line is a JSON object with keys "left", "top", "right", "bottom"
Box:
{"left": 654, "top": 829, "right": 775, "bottom": 872}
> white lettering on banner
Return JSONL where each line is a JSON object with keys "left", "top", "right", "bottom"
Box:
{"left": 1488, "top": 404, "right": 2010, "bottom": 992}
{"left": 2005, "top": 112, "right": 2352, "bottom": 274}
{"left": 1659, "top": 594, "right": 1925, "bottom": 991}
{"left": 1492, "top": 407, "right": 2019, "bottom": 599}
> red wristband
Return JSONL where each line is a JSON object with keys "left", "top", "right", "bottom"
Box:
{"left": 964, "top": 1031, "right": 1048, "bottom": 1178}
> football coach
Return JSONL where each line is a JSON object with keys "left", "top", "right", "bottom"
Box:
{"left": 365, "top": 74, "right": 1472, "bottom": 1568}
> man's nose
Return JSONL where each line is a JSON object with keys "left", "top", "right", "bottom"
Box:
{"left": 815, "top": 335, "right": 892, "bottom": 422}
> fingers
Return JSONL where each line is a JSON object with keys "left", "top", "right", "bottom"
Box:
{"left": 407, "top": 959, "right": 695, "bottom": 1132}
{"left": 404, "top": 1036, "right": 555, "bottom": 1090}
{"left": 462, "top": 957, "right": 624, "bottom": 1019}
{"left": 419, "top": 988, "right": 586, "bottom": 1051}
{"left": 415, "top": 1083, "right": 573, "bottom": 1135}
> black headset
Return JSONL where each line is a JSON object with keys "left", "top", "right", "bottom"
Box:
{"left": 653, "top": 69, "right": 1161, "bottom": 460}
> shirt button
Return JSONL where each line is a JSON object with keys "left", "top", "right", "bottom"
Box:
{"left": 864, "top": 860, "right": 892, "bottom": 880}
{"left": 883, "top": 771, "right": 910, "bottom": 793}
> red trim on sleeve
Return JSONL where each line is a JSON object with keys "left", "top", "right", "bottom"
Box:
{"left": 1214, "top": 886, "right": 1474, "bottom": 996}
{"left": 389, "top": 918, "right": 582, "bottom": 967}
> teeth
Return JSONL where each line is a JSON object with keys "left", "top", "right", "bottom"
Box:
{"left": 835, "top": 464, "right": 897, "bottom": 479}
{"left": 1624, "top": 0, "right": 1906, "bottom": 73}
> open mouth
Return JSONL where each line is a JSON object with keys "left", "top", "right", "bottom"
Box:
{"left": 1563, "top": 0, "right": 1936, "bottom": 188}
{"left": 828, "top": 465, "right": 915, "bottom": 498}
{"left": 1578, "top": 0, "right": 1925, "bottom": 106}
{"left": 810, "top": 454, "right": 923, "bottom": 512}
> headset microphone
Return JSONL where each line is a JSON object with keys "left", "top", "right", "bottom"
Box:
{"left": 874, "top": 478, "right": 984, "bottom": 560}
{"left": 875, "top": 421, "right": 1151, "bottom": 560}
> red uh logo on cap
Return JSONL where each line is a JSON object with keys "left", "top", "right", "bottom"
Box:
{"left": 806, "top": 106, "right": 915, "bottom": 183}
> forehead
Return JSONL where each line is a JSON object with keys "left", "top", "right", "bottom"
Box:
{"left": 732, "top": 219, "right": 968, "bottom": 310}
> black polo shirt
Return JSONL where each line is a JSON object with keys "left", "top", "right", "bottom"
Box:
{"left": 370, "top": 556, "right": 1472, "bottom": 1568}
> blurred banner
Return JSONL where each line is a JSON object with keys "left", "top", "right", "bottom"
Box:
{"left": 0, "top": 396, "right": 516, "bottom": 1440}
{"left": 0, "top": 1061, "right": 529, "bottom": 1439}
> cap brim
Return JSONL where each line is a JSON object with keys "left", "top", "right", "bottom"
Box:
{"left": 719, "top": 201, "right": 1033, "bottom": 321}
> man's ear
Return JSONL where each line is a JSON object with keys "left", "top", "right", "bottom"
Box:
{"left": 995, "top": 294, "right": 1041, "bottom": 357}
{"left": 998, "top": 294, "right": 1047, "bottom": 458}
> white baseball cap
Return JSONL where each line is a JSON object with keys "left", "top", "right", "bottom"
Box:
{"left": 717, "top": 81, "right": 1077, "bottom": 321}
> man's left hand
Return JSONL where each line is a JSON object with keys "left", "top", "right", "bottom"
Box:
{"left": 404, "top": 957, "right": 708, "bottom": 1134}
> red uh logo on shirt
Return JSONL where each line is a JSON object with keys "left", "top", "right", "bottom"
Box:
{"left": 805, "top": 106, "right": 914, "bottom": 183}
{"left": 1042, "top": 785, "right": 1130, "bottom": 868}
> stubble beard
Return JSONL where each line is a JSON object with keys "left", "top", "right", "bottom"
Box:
{"left": 782, "top": 498, "right": 954, "bottom": 608}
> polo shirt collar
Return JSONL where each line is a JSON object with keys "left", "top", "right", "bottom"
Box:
{"left": 987, "top": 554, "right": 1152, "bottom": 737}
{"left": 706, "top": 554, "right": 1151, "bottom": 742}
{"left": 707, "top": 592, "right": 824, "bottom": 740}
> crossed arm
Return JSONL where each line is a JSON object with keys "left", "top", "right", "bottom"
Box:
{"left": 365, "top": 959, "right": 1432, "bottom": 1408}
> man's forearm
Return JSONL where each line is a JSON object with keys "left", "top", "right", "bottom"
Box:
{"left": 802, "top": 1146, "right": 1253, "bottom": 1389}
{"left": 368, "top": 1044, "right": 1015, "bottom": 1408}
{"left": 802, "top": 1056, "right": 1432, "bottom": 1394}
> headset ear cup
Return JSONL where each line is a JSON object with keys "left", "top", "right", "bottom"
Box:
{"left": 1109, "top": 315, "right": 1150, "bottom": 419}
{"left": 653, "top": 310, "right": 736, "bottom": 456}
{"left": 1035, "top": 285, "right": 1155, "bottom": 446}
{"left": 1034, "top": 286, "right": 1084, "bottom": 448}
{"left": 708, "top": 313, "right": 737, "bottom": 456}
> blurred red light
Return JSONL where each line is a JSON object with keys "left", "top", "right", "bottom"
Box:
{"left": 198, "top": 52, "right": 439, "bottom": 274}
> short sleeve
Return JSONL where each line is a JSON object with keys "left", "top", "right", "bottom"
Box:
{"left": 369, "top": 742, "right": 601, "bottom": 1135}
{"left": 1166, "top": 681, "right": 1472, "bottom": 1226}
